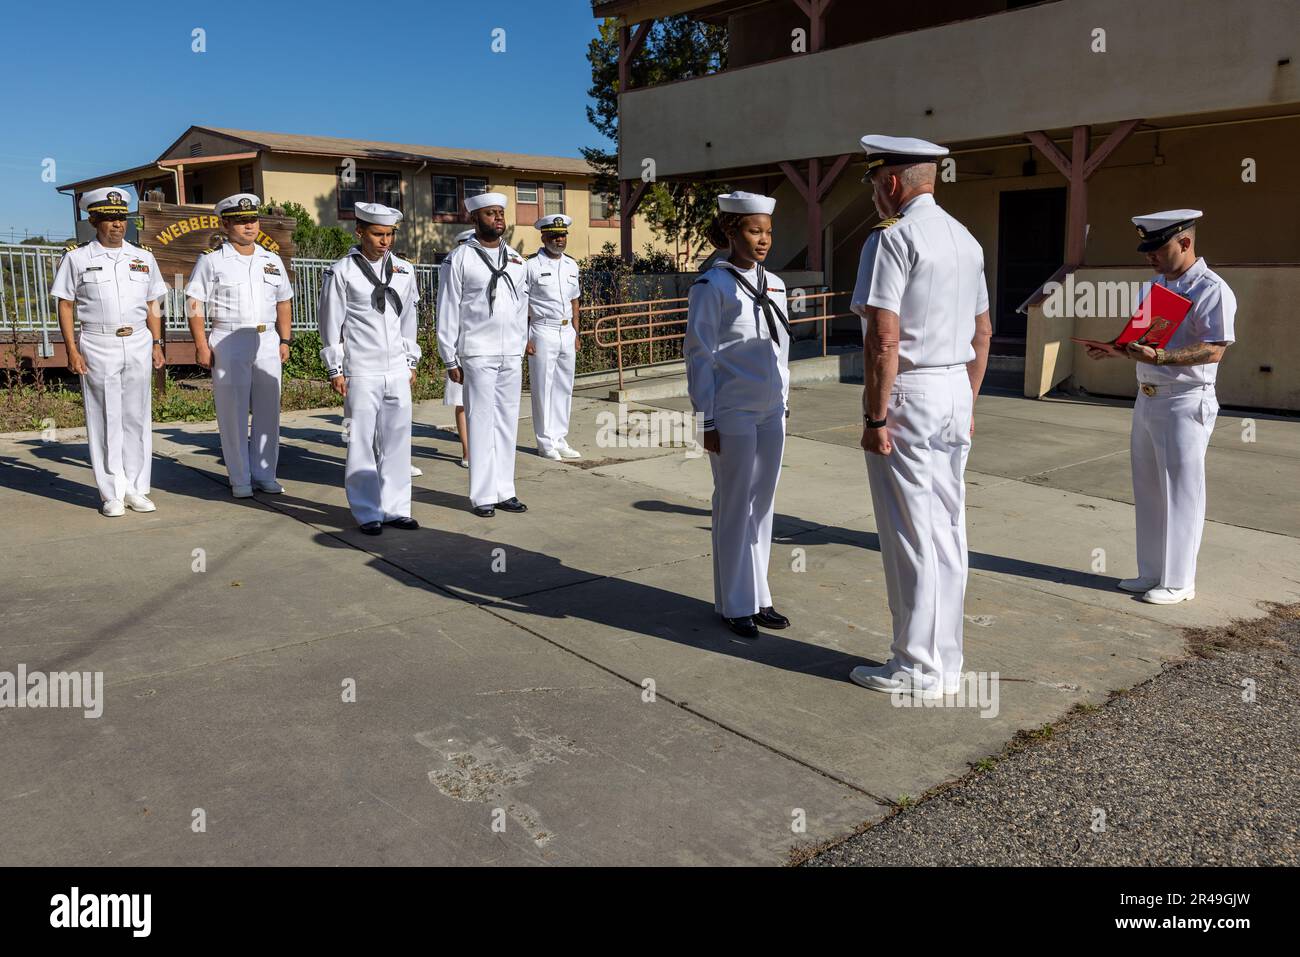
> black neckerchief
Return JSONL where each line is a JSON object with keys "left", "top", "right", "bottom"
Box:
{"left": 350, "top": 249, "right": 402, "bottom": 315}
{"left": 469, "top": 240, "right": 516, "bottom": 314}
{"left": 724, "top": 262, "right": 789, "bottom": 342}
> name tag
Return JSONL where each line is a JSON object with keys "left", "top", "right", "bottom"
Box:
{"left": 85, "top": 266, "right": 102, "bottom": 272}
{"left": 263, "top": 264, "right": 281, "bottom": 276}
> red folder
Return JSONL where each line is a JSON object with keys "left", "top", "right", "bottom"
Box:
{"left": 1071, "top": 284, "right": 1192, "bottom": 354}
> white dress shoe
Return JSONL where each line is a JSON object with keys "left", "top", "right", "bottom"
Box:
{"left": 849, "top": 663, "right": 943, "bottom": 699}
{"left": 1141, "top": 586, "right": 1195, "bottom": 605}
{"left": 941, "top": 673, "right": 963, "bottom": 696}
{"left": 1118, "top": 577, "right": 1159, "bottom": 593}
{"left": 410, "top": 465, "right": 423, "bottom": 477}
{"left": 253, "top": 480, "right": 283, "bottom": 494}
{"left": 558, "top": 445, "right": 582, "bottom": 459}
{"left": 101, "top": 499, "right": 125, "bottom": 517}
{"left": 231, "top": 485, "right": 254, "bottom": 499}
{"left": 539, "top": 449, "right": 563, "bottom": 460}
{"left": 459, "top": 458, "right": 469, "bottom": 469}
{"left": 124, "top": 493, "right": 156, "bottom": 512}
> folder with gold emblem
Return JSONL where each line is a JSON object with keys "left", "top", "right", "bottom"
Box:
{"left": 1071, "top": 284, "right": 1193, "bottom": 354}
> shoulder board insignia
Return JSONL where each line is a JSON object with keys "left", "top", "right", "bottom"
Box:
{"left": 323, "top": 267, "right": 335, "bottom": 279}
{"left": 201, "top": 247, "right": 215, "bottom": 255}
{"left": 527, "top": 252, "right": 539, "bottom": 259}
{"left": 872, "top": 216, "right": 901, "bottom": 231}
{"left": 64, "top": 241, "right": 85, "bottom": 252}
{"left": 691, "top": 277, "right": 709, "bottom": 286}
{"left": 137, "top": 243, "right": 152, "bottom": 252}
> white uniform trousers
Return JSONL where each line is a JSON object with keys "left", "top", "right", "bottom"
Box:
{"left": 210, "top": 327, "right": 281, "bottom": 488}
{"left": 865, "top": 365, "right": 973, "bottom": 687}
{"left": 708, "top": 405, "right": 786, "bottom": 618}
{"left": 528, "top": 323, "right": 576, "bottom": 453}
{"left": 79, "top": 328, "right": 152, "bottom": 503}
{"left": 461, "top": 354, "right": 521, "bottom": 507}
{"left": 1131, "top": 384, "right": 1218, "bottom": 590}
{"left": 344, "top": 371, "right": 412, "bottom": 524}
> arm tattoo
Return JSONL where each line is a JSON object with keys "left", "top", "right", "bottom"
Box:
{"left": 1162, "top": 342, "right": 1222, "bottom": 366}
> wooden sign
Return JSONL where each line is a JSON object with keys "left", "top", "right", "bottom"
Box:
{"left": 138, "top": 201, "right": 297, "bottom": 288}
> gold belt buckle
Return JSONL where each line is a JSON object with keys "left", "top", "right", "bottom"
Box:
{"left": 1140, "top": 383, "right": 1157, "bottom": 397}
{"left": 115, "top": 326, "right": 133, "bottom": 337}
{"left": 561, "top": 319, "right": 570, "bottom": 326}
{"left": 256, "top": 324, "right": 267, "bottom": 333}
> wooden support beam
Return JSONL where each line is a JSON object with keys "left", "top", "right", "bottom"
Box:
{"left": 617, "top": 20, "right": 652, "bottom": 93}
{"left": 1082, "top": 118, "right": 1142, "bottom": 180}
{"left": 618, "top": 178, "right": 650, "bottom": 264}
{"left": 792, "top": 0, "right": 836, "bottom": 52}
{"left": 1027, "top": 120, "right": 1142, "bottom": 267}
{"left": 781, "top": 153, "right": 851, "bottom": 272}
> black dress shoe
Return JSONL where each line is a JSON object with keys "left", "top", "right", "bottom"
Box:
{"left": 384, "top": 517, "right": 419, "bottom": 530}
{"left": 359, "top": 521, "right": 383, "bottom": 536}
{"left": 495, "top": 497, "right": 527, "bottom": 513}
{"left": 472, "top": 505, "right": 496, "bottom": 518}
{"left": 755, "top": 606, "right": 790, "bottom": 629}
{"left": 721, "top": 615, "right": 759, "bottom": 639}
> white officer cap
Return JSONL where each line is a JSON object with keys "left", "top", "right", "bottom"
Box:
{"left": 215, "top": 193, "right": 262, "bottom": 218}
{"left": 859, "top": 135, "right": 949, "bottom": 180}
{"left": 717, "top": 191, "right": 776, "bottom": 215}
{"left": 79, "top": 187, "right": 133, "bottom": 215}
{"left": 1132, "top": 209, "right": 1202, "bottom": 252}
{"left": 535, "top": 213, "right": 573, "bottom": 233}
{"left": 465, "top": 191, "right": 508, "bottom": 213}
{"left": 354, "top": 202, "right": 403, "bottom": 226}
{"left": 455, "top": 228, "right": 475, "bottom": 244}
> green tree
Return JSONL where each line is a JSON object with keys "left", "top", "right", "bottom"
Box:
{"left": 584, "top": 15, "right": 728, "bottom": 268}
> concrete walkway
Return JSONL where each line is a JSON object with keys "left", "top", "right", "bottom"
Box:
{"left": 1, "top": 377, "right": 1297, "bottom": 865}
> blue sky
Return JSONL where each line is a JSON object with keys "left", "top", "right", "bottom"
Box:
{"left": 0, "top": 0, "right": 608, "bottom": 241}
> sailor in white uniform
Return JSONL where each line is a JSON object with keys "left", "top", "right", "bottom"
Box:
{"left": 51, "top": 187, "right": 168, "bottom": 516}
{"left": 436, "top": 192, "right": 530, "bottom": 517}
{"left": 684, "top": 191, "right": 791, "bottom": 638}
{"left": 439, "top": 227, "right": 475, "bottom": 471}
{"left": 525, "top": 213, "right": 582, "bottom": 460}
{"left": 185, "top": 193, "right": 294, "bottom": 497}
{"left": 1085, "top": 209, "right": 1235, "bottom": 605}
{"left": 316, "top": 202, "right": 422, "bottom": 535}
{"left": 849, "top": 135, "right": 993, "bottom": 698}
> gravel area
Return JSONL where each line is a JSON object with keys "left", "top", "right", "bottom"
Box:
{"left": 805, "top": 604, "right": 1300, "bottom": 866}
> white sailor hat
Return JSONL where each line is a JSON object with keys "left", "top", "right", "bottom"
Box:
{"left": 215, "top": 193, "right": 262, "bottom": 218}
{"left": 859, "top": 134, "right": 949, "bottom": 181}
{"left": 535, "top": 213, "right": 573, "bottom": 233}
{"left": 465, "top": 191, "right": 508, "bottom": 213}
{"left": 1132, "top": 209, "right": 1202, "bottom": 252}
{"left": 717, "top": 191, "right": 776, "bottom": 215}
{"left": 79, "top": 187, "right": 133, "bottom": 216}
{"left": 354, "top": 202, "right": 403, "bottom": 226}
{"left": 455, "top": 228, "right": 475, "bottom": 244}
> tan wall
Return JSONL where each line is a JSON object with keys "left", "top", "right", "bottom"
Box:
{"left": 618, "top": 0, "right": 1300, "bottom": 179}
{"left": 257, "top": 154, "right": 663, "bottom": 263}
{"left": 1026, "top": 266, "right": 1300, "bottom": 411}
{"left": 819, "top": 115, "right": 1300, "bottom": 322}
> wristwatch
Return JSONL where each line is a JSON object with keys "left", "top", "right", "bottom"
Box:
{"left": 1154, "top": 348, "right": 1167, "bottom": 365}
{"left": 152, "top": 338, "right": 164, "bottom": 346}
{"left": 864, "top": 414, "right": 887, "bottom": 429}
{"left": 280, "top": 337, "right": 293, "bottom": 346}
